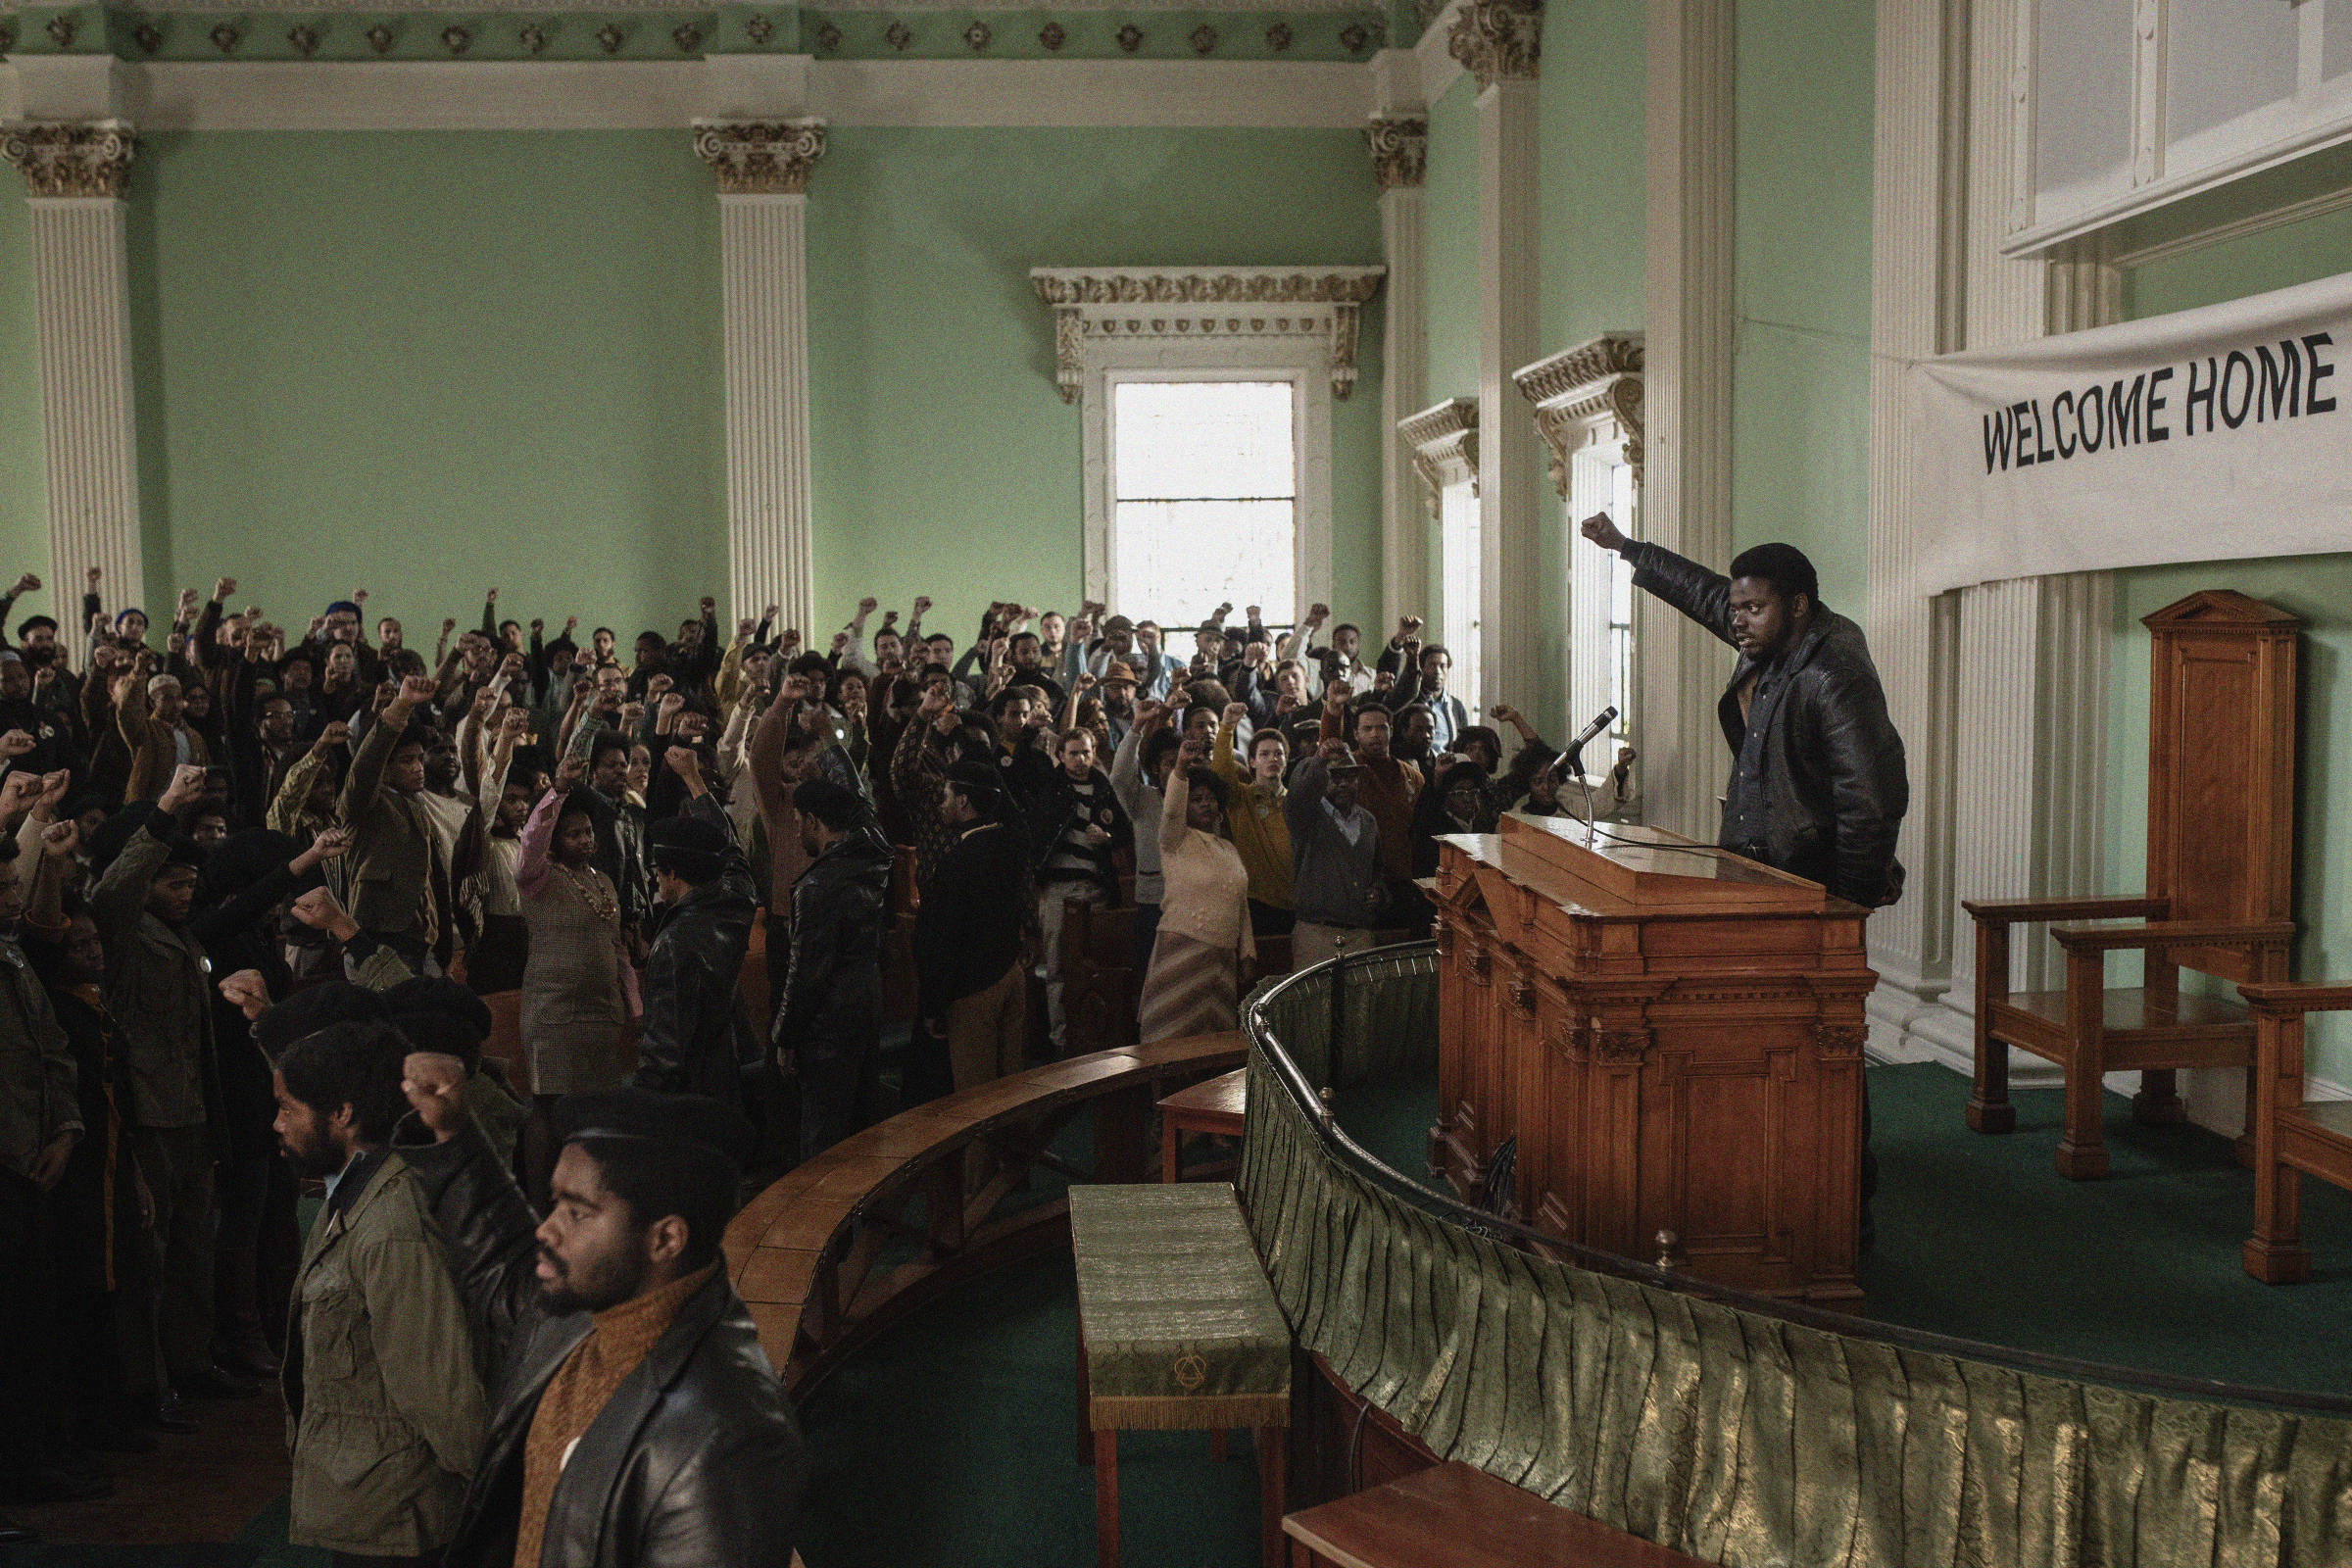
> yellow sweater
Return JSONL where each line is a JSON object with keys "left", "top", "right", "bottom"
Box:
{"left": 1211, "top": 717, "right": 1293, "bottom": 911}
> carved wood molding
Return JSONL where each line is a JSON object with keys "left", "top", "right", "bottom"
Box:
{"left": 1446, "top": 0, "right": 1542, "bottom": 89}
{"left": 1511, "top": 331, "right": 1642, "bottom": 498}
{"left": 1814, "top": 1023, "right": 1869, "bottom": 1059}
{"left": 693, "top": 119, "right": 826, "bottom": 195}
{"left": 1594, "top": 1026, "right": 1650, "bottom": 1061}
{"left": 1397, "top": 395, "right": 1478, "bottom": 519}
{"left": 1366, "top": 112, "right": 1428, "bottom": 192}
{"left": 1029, "top": 265, "right": 1387, "bottom": 404}
{"left": 1506, "top": 977, "right": 1537, "bottom": 1013}
{"left": 1, "top": 121, "right": 137, "bottom": 199}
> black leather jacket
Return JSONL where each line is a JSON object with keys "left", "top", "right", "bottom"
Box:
{"left": 398, "top": 1124, "right": 807, "bottom": 1568}
{"left": 633, "top": 800, "right": 760, "bottom": 1106}
{"left": 773, "top": 827, "right": 893, "bottom": 1054}
{"left": 1626, "top": 541, "right": 1909, "bottom": 906}
{"left": 1018, "top": 764, "right": 1131, "bottom": 903}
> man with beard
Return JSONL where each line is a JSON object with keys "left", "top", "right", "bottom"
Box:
{"left": 0, "top": 652, "right": 67, "bottom": 774}
{"left": 390, "top": 1077, "right": 805, "bottom": 1568}
{"left": 631, "top": 759, "right": 758, "bottom": 1111}
{"left": 773, "top": 778, "right": 892, "bottom": 1160}
{"left": 272, "top": 1020, "right": 488, "bottom": 1567}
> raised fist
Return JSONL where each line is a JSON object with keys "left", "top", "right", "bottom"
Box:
{"left": 10, "top": 572, "right": 39, "bottom": 597}
{"left": 1579, "top": 512, "right": 1631, "bottom": 553}
{"left": 858, "top": 596, "right": 878, "bottom": 614}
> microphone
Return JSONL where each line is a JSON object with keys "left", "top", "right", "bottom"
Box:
{"left": 1559, "top": 706, "right": 1617, "bottom": 777}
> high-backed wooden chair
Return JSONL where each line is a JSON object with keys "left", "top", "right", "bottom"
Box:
{"left": 1963, "top": 591, "right": 2300, "bottom": 1180}
{"left": 2238, "top": 981, "right": 2352, "bottom": 1282}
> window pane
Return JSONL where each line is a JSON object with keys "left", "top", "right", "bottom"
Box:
{"left": 1113, "top": 380, "right": 1296, "bottom": 500}
{"left": 1114, "top": 499, "right": 1294, "bottom": 628}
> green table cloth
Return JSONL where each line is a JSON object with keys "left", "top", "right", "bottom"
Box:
{"left": 1070, "top": 1184, "right": 1292, "bottom": 1432}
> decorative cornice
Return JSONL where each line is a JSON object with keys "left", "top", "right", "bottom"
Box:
{"left": 1446, "top": 0, "right": 1540, "bottom": 88}
{"left": 0, "top": 121, "right": 138, "bottom": 199}
{"left": 122, "top": 0, "right": 1378, "bottom": 9}
{"left": 1029, "top": 265, "right": 1386, "bottom": 403}
{"left": 692, "top": 118, "right": 826, "bottom": 194}
{"left": 1397, "top": 395, "right": 1478, "bottom": 517}
{"left": 1366, "top": 111, "right": 1427, "bottom": 191}
{"left": 1512, "top": 331, "right": 1642, "bottom": 496}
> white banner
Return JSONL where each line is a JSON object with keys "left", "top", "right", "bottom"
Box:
{"left": 1909, "top": 270, "right": 2352, "bottom": 594}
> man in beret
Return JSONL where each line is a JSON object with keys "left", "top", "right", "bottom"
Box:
{"left": 774, "top": 778, "right": 892, "bottom": 1160}
{"left": 393, "top": 1077, "right": 806, "bottom": 1568}
{"left": 272, "top": 1020, "right": 488, "bottom": 1566}
{"left": 631, "top": 768, "right": 759, "bottom": 1109}
{"left": 911, "top": 760, "right": 1031, "bottom": 1094}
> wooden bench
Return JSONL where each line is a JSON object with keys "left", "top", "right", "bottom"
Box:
{"left": 2240, "top": 981, "right": 2352, "bottom": 1282}
{"left": 724, "top": 1031, "right": 1250, "bottom": 1393}
{"left": 1071, "top": 1183, "right": 1290, "bottom": 1568}
{"left": 1158, "top": 1067, "right": 1247, "bottom": 1183}
{"left": 1283, "top": 1462, "right": 1712, "bottom": 1568}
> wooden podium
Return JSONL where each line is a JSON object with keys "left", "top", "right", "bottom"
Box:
{"left": 1430, "top": 814, "right": 1875, "bottom": 1304}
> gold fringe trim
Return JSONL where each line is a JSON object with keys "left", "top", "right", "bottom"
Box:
{"left": 1089, "top": 1393, "right": 1291, "bottom": 1431}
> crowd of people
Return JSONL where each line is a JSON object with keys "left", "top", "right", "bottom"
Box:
{"left": 0, "top": 562, "right": 1642, "bottom": 1561}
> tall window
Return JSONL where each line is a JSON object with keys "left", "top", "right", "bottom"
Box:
{"left": 1439, "top": 481, "right": 1482, "bottom": 715}
{"left": 1110, "top": 379, "right": 1296, "bottom": 626}
{"left": 1604, "top": 462, "right": 1636, "bottom": 757}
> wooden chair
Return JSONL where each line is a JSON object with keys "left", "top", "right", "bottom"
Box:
{"left": 1963, "top": 591, "right": 2300, "bottom": 1180}
{"left": 2238, "top": 982, "right": 2352, "bottom": 1282}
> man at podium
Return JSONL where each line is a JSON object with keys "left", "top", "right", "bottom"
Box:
{"left": 1578, "top": 514, "right": 1908, "bottom": 910}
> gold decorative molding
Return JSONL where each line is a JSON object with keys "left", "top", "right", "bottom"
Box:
{"left": 691, "top": 119, "right": 826, "bottom": 196}
{"left": 1029, "top": 265, "right": 1387, "bottom": 403}
{"left": 1397, "top": 396, "right": 1479, "bottom": 519}
{"left": 1512, "top": 331, "right": 1643, "bottom": 497}
{"left": 1366, "top": 112, "right": 1428, "bottom": 192}
{"left": 1447, "top": 0, "right": 1542, "bottom": 89}
{"left": 1, "top": 121, "right": 138, "bottom": 200}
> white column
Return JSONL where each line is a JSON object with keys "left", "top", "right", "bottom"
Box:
{"left": 1642, "top": 0, "right": 1736, "bottom": 843}
{"left": 1, "top": 122, "right": 145, "bottom": 601}
{"left": 1451, "top": 0, "right": 1544, "bottom": 720}
{"left": 1905, "top": 3, "right": 2116, "bottom": 1069}
{"left": 1369, "top": 110, "right": 1429, "bottom": 636}
{"left": 1863, "top": 0, "right": 1966, "bottom": 1053}
{"left": 694, "top": 119, "right": 824, "bottom": 635}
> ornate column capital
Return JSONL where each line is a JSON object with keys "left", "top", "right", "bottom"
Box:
{"left": 1366, "top": 112, "right": 1428, "bottom": 192}
{"left": 1512, "top": 331, "right": 1644, "bottom": 496}
{"left": 1447, "top": 0, "right": 1543, "bottom": 90}
{"left": 2, "top": 121, "right": 137, "bottom": 199}
{"left": 692, "top": 119, "right": 826, "bottom": 196}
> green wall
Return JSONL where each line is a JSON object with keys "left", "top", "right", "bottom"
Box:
{"left": 804, "top": 124, "right": 1385, "bottom": 641}
{"left": 1535, "top": 0, "right": 1647, "bottom": 739}
{"left": 124, "top": 130, "right": 723, "bottom": 641}
{"left": 2111, "top": 210, "right": 2352, "bottom": 1084}
{"left": 0, "top": 192, "right": 45, "bottom": 598}
{"left": 1537, "top": 0, "right": 1645, "bottom": 354}
{"left": 1423, "top": 74, "right": 1481, "bottom": 407}
{"left": 1730, "top": 0, "right": 1875, "bottom": 615}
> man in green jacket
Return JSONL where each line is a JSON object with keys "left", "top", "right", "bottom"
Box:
{"left": 273, "top": 1020, "right": 488, "bottom": 1567}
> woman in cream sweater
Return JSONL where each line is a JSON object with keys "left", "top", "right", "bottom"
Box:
{"left": 1138, "top": 758, "right": 1256, "bottom": 1042}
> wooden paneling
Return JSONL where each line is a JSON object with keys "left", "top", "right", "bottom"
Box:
{"left": 1432, "top": 817, "right": 1872, "bottom": 1304}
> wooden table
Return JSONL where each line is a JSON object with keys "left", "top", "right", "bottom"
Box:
{"left": 1158, "top": 1067, "right": 1249, "bottom": 1182}
{"left": 1283, "top": 1462, "right": 1713, "bottom": 1568}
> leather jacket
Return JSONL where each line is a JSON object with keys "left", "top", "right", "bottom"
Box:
{"left": 398, "top": 1124, "right": 807, "bottom": 1568}
{"left": 1626, "top": 541, "right": 1909, "bottom": 906}
{"left": 633, "top": 799, "right": 759, "bottom": 1107}
{"left": 773, "top": 828, "right": 893, "bottom": 1054}
{"left": 1018, "top": 764, "right": 1131, "bottom": 903}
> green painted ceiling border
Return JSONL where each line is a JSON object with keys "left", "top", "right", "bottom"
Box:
{"left": 0, "top": 1, "right": 1385, "bottom": 62}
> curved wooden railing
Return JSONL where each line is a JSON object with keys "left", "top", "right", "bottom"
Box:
{"left": 721, "top": 1031, "right": 1248, "bottom": 1396}
{"left": 1241, "top": 943, "right": 2352, "bottom": 1568}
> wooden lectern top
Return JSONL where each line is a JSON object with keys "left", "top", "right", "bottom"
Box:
{"left": 1443, "top": 813, "right": 1829, "bottom": 919}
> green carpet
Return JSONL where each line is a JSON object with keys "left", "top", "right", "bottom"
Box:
{"left": 1331, "top": 1060, "right": 2352, "bottom": 1396}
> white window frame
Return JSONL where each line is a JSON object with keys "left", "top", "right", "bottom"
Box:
{"left": 1032, "top": 266, "right": 1386, "bottom": 624}
{"left": 1096, "top": 364, "right": 1318, "bottom": 624}
{"left": 1399, "top": 394, "right": 1481, "bottom": 719}
{"left": 1514, "top": 334, "right": 1644, "bottom": 795}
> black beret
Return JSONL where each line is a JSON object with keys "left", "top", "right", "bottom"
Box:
{"left": 252, "top": 980, "right": 391, "bottom": 1063}
{"left": 553, "top": 1087, "right": 755, "bottom": 1167}
{"left": 944, "top": 760, "right": 1003, "bottom": 800}
{"left": 646, "top": 814, "right": 727, "bottom": 858}
{"left": 381, "top": 975, "right": 491, "bottom": 1044}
